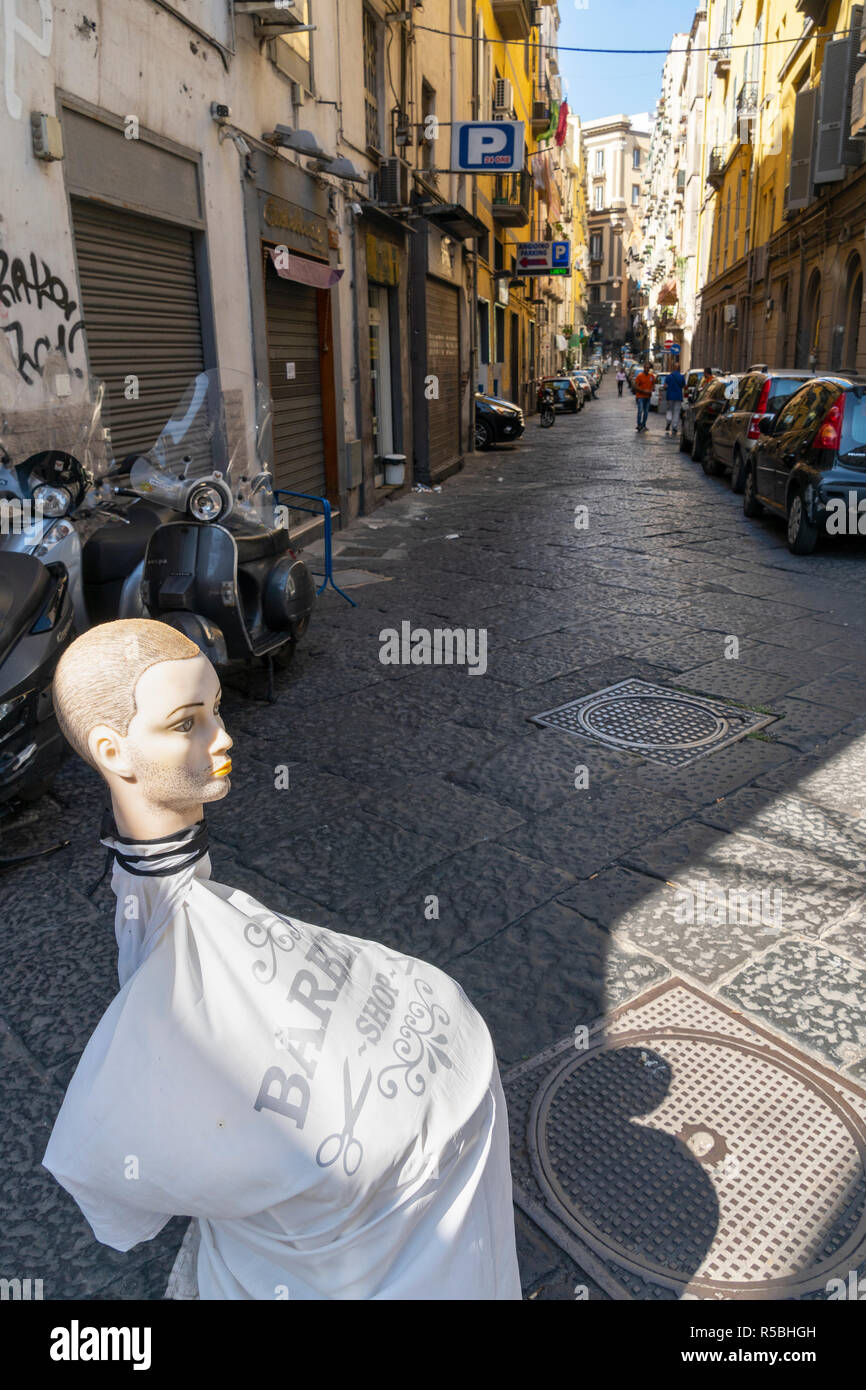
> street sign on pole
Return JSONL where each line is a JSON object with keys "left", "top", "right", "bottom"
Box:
{"left": 514, "top": 240, "right": 571, "bottom": 275}
{"left": 450, "top": 122, "right": 525, "bottom": 173}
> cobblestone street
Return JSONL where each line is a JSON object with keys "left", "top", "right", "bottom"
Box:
{"left": 7, "top": 378, "right": 866, "bottom": 1299}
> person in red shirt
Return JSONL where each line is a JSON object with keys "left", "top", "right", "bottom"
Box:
{"left": 634, "top": 364, "right": 656, "bottom": 432}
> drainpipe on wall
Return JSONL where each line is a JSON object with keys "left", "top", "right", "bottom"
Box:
{"left": 349, "top": 213, "right": 366, "bottom": 513}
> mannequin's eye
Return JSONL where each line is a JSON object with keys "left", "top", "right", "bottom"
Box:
{"left": 174, "top": 717, "right": 194, "bottom": 733}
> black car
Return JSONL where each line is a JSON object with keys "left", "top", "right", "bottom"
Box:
{"left": 709, "top": 369, "right": 815, "bottom": 492}
{"left": 474, "top": 392, "right": 525, "bottom": 450}
{"left": 743, "top": 374, "right": 866, "bottom": 554}
{"left": 539, "top": 376, "right": 581, "bottom": 413}
{"left": 680, "top": 375, "right": 740, "bottom": 462}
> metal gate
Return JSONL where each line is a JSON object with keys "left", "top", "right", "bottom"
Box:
{"left": 70, "top": 198, "right": 205, "bottom": 457}
{"left": 426, "top": 277, "right": 460, "bottom": 474}
{"left": 264, "top": 255, "right": 327, "bottom": 496}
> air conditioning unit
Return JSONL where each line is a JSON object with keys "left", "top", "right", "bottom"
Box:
{"left": 233, "top": 1, "right": 307, "bottom": 37}
{"left": 493, "top": 78, "right": 514, "bottom": 115}
{"left": 377, "top": 157, "right": 410, "bottom": 207}
{"left": 724, "top": 303, "right": 737, "bottom": 325}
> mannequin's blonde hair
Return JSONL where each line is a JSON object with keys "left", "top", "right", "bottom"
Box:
{"left": 53, "top": 620, "right": 201, "bottom": 769}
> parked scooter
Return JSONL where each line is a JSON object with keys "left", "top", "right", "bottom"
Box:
{"left": 130, "top": 369, "right": 315, "bottom": 679}
{"left": 537, "top": 384, "right": 556, "bottom": 428}
{"left": 0, "top": 349, "right": 76, "bottom": 844}
{"left": 1, "top": 362, "right": 315, "bottom": 672}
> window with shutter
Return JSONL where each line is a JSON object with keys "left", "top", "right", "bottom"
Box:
{"left": 786, "top": 86, "right": 818, "bottom": 210}
{"left": 814, "top": 13, "right": 865, "bottom": 184}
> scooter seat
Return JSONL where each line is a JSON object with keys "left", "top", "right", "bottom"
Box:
{"left": 81, "top": 505, "right": 165, "bottom": 584}
{"left": 0, "top": 552, "right": 50, "bottom": 663}
{"left": 233, "top": 526, "right": 290, "bottom": 565}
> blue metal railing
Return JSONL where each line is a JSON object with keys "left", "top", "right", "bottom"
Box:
{"left": 272, "top": 489, "right": 356, "bottom": 607}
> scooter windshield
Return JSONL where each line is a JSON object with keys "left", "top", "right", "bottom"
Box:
{"left": 0, "top": 345, "right": 108, "bottom": 501}
{"left": 130, "top": 370, "right": 275, "bottom": 526}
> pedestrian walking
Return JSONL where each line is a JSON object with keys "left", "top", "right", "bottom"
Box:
{"left": 633, "top": 363, "right": 655, "bottom": 431}
{"left": 664, "top": 364, "right": 686, "bottom": 434}
{"left": 616, "top": 364, "right": 626, "bottom": 397}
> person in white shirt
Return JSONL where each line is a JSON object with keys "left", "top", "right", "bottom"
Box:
{"left": 43, "top": 619, "right": 522, "bottom": 1301}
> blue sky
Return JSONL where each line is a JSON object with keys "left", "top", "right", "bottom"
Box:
{"left": 558, "top": 0, "right": 696, "bottom": 124}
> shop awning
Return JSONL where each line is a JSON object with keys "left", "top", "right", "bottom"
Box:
{"left": 268, "top": 247, "right": 343, "bottom": 289}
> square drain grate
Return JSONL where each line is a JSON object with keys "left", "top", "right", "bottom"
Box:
{"left": 530, "top": 678, "right": 775, "bottom": 768}
{"left": 504, "top": 980, "right": 866, "bottom": 1300}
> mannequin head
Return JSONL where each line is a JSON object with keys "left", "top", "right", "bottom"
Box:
{"left": 53, "top": 619, "right": 233, "bottom": 839}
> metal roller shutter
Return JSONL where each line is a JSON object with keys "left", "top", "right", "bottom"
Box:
{"left": 426, "top": 278, "right": 460, "bottom": 473}
{"left": 264, "top": 256, "right": 327, "bottom": 496}
{"left": 70, "top": 198, "right": 205, "bottom": 457}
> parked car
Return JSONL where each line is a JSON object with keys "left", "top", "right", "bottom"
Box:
{"left": 743, "top": 374, "right": 866, "bottom": 554}
{"left": 539, "top": 376, "right": 580, "bottom": 413}
{"left": 650, "top": 373, "right": 669, "bottom": 410}
{"left": 566, "top": 374, "right": 586, "bottom": 409}
{"left": 680, "top": 374, "right": 741, "bottom": 462}
{"left": 684, "top": 367, "right": 726, "bottom": 402}
{"left": 474, "top": 391, "right": 525, "bottom": 450}
{"left": 572, "top": 371, "right": 593, "bottom": 403}
{"left": 709, "top": 369, "right": 815, "bottom": 492}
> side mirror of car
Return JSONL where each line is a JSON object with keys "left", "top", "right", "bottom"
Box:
{"left": 758, "top": 416, "right": 774, "bottom": 435}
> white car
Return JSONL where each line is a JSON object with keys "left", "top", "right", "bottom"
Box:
{"left": 650, "top": 373, "right": 669, "bottom": 410}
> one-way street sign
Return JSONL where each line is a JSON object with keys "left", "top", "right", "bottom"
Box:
{"left": 515, "top": 240, "right": 571, "bottom": 275}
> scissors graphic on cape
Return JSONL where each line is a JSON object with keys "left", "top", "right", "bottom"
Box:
{"left": 316, "top": 1061, "right": 372, "bottom": 1175}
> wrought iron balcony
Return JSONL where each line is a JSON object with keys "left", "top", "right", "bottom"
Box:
{"left": 713, "top": 32, "right": 732, "bottom": 73}
{"left": 736, "top": 83, "right": 758, "bottom": 116}
{"left": 707, "top": 146, "right": 727, "bottom": 189}
{"left": 492, "top": 170, "right": 531, "bottom": 227}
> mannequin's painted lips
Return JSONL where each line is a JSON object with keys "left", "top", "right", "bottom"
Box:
{"left": 211, "top": 759, "right": 232, "bottom": 778}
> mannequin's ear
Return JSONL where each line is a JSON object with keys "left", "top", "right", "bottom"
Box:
{"left": 87, "top": 724, "right": 136, "bottom": 782}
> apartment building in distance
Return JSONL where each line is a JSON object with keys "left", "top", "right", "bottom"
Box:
{"left": 582, "top": 113, "right": 653, "bottom": 354}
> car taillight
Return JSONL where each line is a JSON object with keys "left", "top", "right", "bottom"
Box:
{"left": 816, "top": 392, "right": 846, "bottom": 450}
{"left": 747, "top": 380, "right": 772, "bottom": 439}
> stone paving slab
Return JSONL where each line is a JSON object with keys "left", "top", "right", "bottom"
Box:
{"left": 697, "top": 786, "right": 866, "bottom": 872}
{"left": 721, "top": 940, "right": 866, "bottom": 1070}
{"left": 448, "top": 900, "right": 668, "bottom": 1069}
{"left": 334, "top": 840, "right": 575, "bottom": 966}
{"left": 622, "top": 821, "right": 865, "bottom": 939}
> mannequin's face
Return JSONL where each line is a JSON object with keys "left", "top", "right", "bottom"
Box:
{"left": 88, "top": 654, "right": 233, "bottom": 829}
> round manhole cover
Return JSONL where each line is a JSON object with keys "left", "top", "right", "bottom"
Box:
{"left": 579, "top": 693, "right": 727, "bottom": 751}
{"left": 531, "top": 1031, "right": 866, "bottom": 1297}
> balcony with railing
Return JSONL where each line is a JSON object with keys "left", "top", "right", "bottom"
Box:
{"left": 531, "top": 91, "right": 551, "bottom": 134}
{"left": 736, "top": 83, "right": 758, "bottom": 116}
{"left": 707, "top": 146, "right": 728, "bottom": 189}
{"left": 713, "top": 32, "right": 732, "bottom": 73}
{"left": 492, "top": 170, "right": 531, "bottom": 226}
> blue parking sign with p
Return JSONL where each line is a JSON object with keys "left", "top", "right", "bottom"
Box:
{"left": 552, "top": 242, "right": 570, "bottom": 268}
{"left": 451, "top": 122, "right": 525, "bottom": 173}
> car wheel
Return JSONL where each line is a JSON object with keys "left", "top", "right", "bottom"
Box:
{"left": 690, "top": 428, "right": 704, "bottom": 463}
{"left": 730, "top": 448, "right": 746, "bottom": 494}
{"left": 475, "top": 419, "right": 493, "bottom": 451}
{"left": 702, "top": 447, "right": 723, "bottom": 477}
{"left": 743, "top": 465, "right": 763, "bottom": 518}
{"left": 786, "top": 488, "right": 819, "bottom": 555}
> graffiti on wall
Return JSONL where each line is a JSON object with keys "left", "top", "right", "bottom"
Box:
{"left": 0, "top": 250, "right": 85, "bottom": 384}
{"left": 2, "top": 0, "right": 53, "bottom": 121}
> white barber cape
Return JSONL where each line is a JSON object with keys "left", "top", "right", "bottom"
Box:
{"left": 43, "top": 821, "right": 522, "bottom": 1300}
